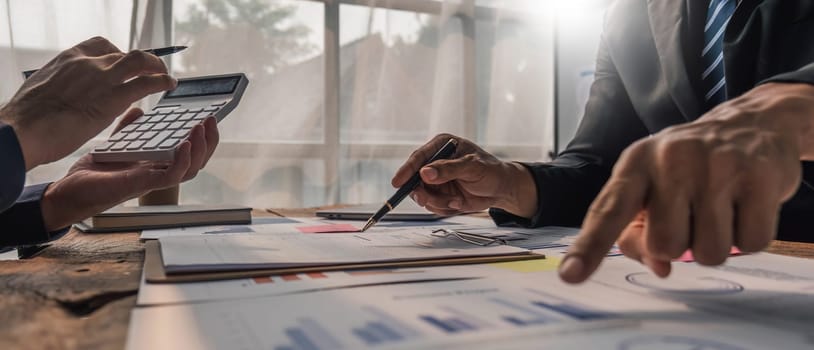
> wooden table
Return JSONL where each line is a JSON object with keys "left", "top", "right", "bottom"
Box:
{"left": 1, "top": 208, "right": 812, "bottom": 350}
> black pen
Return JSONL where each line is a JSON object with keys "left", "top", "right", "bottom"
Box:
{"left": 22, "top": 45, "right": 188, "bottom": 79}
{"left": 143, "top": 45, "right": 188, "bottom": 56}
{"left": 362, "top": 138, "right": 459, "bottom": 232}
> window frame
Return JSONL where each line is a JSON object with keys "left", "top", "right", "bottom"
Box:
{"left": 160, "top": 0, "right": 553, "bottom": 203}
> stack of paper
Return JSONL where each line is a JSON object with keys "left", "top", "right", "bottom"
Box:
{"left": 158, "top": 232, "right": 534, "bottom": 274}
{"left": 145, "top": 216, "right": 547, "bottom": 283}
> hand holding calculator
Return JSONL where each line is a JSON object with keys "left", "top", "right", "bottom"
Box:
{"left": 92, "top": 73, "right": 248, "bottom": 162}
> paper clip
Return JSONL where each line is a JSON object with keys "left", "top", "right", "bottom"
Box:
{"left": 431, "top": 228, "right": 507, "bottom": 247}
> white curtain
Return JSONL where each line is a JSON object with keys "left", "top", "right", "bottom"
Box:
{"left": 1, "top": 0, "right": 133, "bottom": 186}
{"left": 4, "top": 0, "right": 556, "bottom": 209}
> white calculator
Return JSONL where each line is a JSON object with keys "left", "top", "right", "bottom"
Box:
{"left": 92, "top": 73, "right": 249, "bottom": 162}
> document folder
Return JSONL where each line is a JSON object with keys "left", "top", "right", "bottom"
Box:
{"left": 143, "top": 241, "right": 545, "bottom": 283}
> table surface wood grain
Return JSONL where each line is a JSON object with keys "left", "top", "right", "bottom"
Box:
{"left": 0, "top": 207, "right": 812, "bottom": 350}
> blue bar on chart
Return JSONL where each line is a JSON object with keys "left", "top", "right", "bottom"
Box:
{"left": 362, "top": 306, "right": 422, "bottom": 338}
{"left": 352, "top": 321, "right": 406, "bottom": 346}
{"left": 532, "top": 301, "right": 609, "bottom": 321}
{"left": 274, "top": 318, "right": 343, "bottom": 350}
{"left": 419, "top": 315, "right": 478, "bottom": 334}
{"left": 353, "top": 328, "right": 380, "bottom": 346}
{"left": 490, "top": 298, "right": 558, "bottom": 327}
{"left": 368, "top": 322, "right": 405, "bottom": 341}
{"left": 527, "top": 289, "right": 612, "bottom": 321}
{"left": 280, "top": 328, "right": 319, "bottom": 350}
{"left": 503, "top": 316, "right": 550, "bottom": 327}
{"left": 440, "top": 306, "right": 493, "bottom": 329}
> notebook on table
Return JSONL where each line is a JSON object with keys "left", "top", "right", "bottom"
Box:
{"left": 75, "top": 205, "right": 252, "bottom": 233}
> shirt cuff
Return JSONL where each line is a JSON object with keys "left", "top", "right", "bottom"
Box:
{"left": 0, "top": 122, "right": 26, "bottom": 212}
{"left": 0, "top": 183, "right": 70, "bottom": 247}
{"left": 489, "top": 162, "right": 547, "bottom": 228}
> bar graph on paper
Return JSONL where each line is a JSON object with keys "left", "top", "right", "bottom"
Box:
{"left": 274, "top": 306, "right": 422, "bottom": 350}
{"left": 418, "top": 306, "right": 491, "bottom": 334}
{"left": 271, "top": 289, "right": 615, "bottom": 350}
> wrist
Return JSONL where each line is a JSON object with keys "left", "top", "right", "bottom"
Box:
{"left": 40, "top": 181, "right": 66, "bottom": 232}
{"left": 733, "top": 83, "right": 814, "bottom": 160}
{"left": 41, "top": 180, "right": 89, "bottom": 232}
{"left": 494, "top": 161, "right": 538, "bottom": 219}
{"left": 0, "top": 108, "right": 45, "bottom": 170}
{"left": 12, "top": 125, "right": 46, "bottom": 171}
{"left": 786, "top": 86, "right": 814, "bottom": 160}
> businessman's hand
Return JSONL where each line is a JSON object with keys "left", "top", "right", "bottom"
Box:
{"left": 0, "top": 36, "right": 176, "bottom": 170}
{"left": 39, "top": 108, "right": 219, "bottom": 232}
{"left": 392, "top": 133, "right": 538, "bottom": 217}
{"left": 613, "top": 211, "right": 675, "bottom": 277}
{"left": 559, "top": 83, "right": 814, "bottom": 283}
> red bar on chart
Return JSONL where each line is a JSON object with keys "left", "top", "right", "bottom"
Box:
{"left": 281, "top": 274, "right": 301, "bottom": 281}
{"left": 296, "top": 224, "right": 361, "bottom": 233}
{"left": 252, "top": 276, "right": 274, "bottom": 284}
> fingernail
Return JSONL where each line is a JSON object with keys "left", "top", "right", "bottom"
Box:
{"left": 422, "top": 167, "right": 438, "bottom": 180}
{"left": 558, "top": 256, "right": 585, "bottom": 282}
{"left": 413, "top": 193, "right": 424, "bottom": 206}
{"left": 643, "top": 256, "right": 670, "bottom": 278}
{"left": 449, "top": 200, "right": 462, "bottom": 210}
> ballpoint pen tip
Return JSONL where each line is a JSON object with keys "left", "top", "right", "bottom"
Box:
{"left": 361, "top": 219, "right": 375, "bottom": 232}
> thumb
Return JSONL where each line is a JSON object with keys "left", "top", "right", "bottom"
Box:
{"left": 112, "top": 107, "right": 144, "bottom": 135}
{"left": 559, "top": 173, "right": 649, "bottom": 284}
{"left": 420, "top": 154, "right": 483, "bottom": 185}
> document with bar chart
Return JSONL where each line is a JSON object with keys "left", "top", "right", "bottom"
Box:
{"left": 136, "top": 267, "right": 483, "bottom": 306}
{"left": 125, "top": 252, "right": 814, "bottom": 350}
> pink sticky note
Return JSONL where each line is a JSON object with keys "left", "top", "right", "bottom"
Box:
{"left": 675, "top": 247, "right": 742, "bottom": 262}
{"left": 297, "top": 224, "right": 361, "bottom": 234}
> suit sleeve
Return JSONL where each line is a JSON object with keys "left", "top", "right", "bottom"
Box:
{"left": 490, "top": 26, "right": 650, "bottom": 228}
{"left": 761, "top": 62, "right": 814, "bottom": 85}
{"left": 0, "top": 183, "right": 70, "bottom": 247}
{"left": 0, "top": 122, "right": 26, "bottom": 212}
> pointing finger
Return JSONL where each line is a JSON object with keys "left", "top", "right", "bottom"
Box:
{"left": 560, "top": 144, "right": 652, "bottom": 283}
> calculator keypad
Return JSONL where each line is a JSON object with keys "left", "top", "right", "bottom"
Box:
{"left": 94, "top": 105, "right": 222, "bottom": 156}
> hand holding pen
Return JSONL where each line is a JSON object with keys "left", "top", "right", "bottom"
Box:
{"left": 389, "top": 133, "right": 540, "bottom": 221}
{"left": 4, "top": 38, "right": 185, "bottom": 169}
{"left": 23, "top": 45, "right": 187, "bottom": 79}
{"left": 362, "top": 138, "right": 459, "bottom": 231}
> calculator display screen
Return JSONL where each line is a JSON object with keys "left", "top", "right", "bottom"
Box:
{"left": 165, "top": 76, "right": 240, "bottom": 98}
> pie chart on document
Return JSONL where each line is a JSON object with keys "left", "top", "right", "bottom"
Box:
{"left": 624, "top": 272, "right": 744, "bottom": 295}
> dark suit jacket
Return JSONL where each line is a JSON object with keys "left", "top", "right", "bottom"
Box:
{"left": 492, "top": 0, "right": 814, "bottom": 242}
{"left": 0, "top": 122, "right": 65, "bottom": 246}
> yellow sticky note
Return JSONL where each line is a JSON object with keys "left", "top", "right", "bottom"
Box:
{"left": 489, "top": 257, "right": 562, "bottom": 273}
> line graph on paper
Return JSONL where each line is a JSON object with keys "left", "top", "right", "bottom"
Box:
{"left": 625, "top": 272, "right": 744, "bottom": 295}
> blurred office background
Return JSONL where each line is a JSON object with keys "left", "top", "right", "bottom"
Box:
{"left": 2, "top": 0, "right": 608, "bottom": 208}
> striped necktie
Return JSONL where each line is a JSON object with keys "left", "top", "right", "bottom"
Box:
{"left": 702, "top": 0, "right": 737, "bottom": 107}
